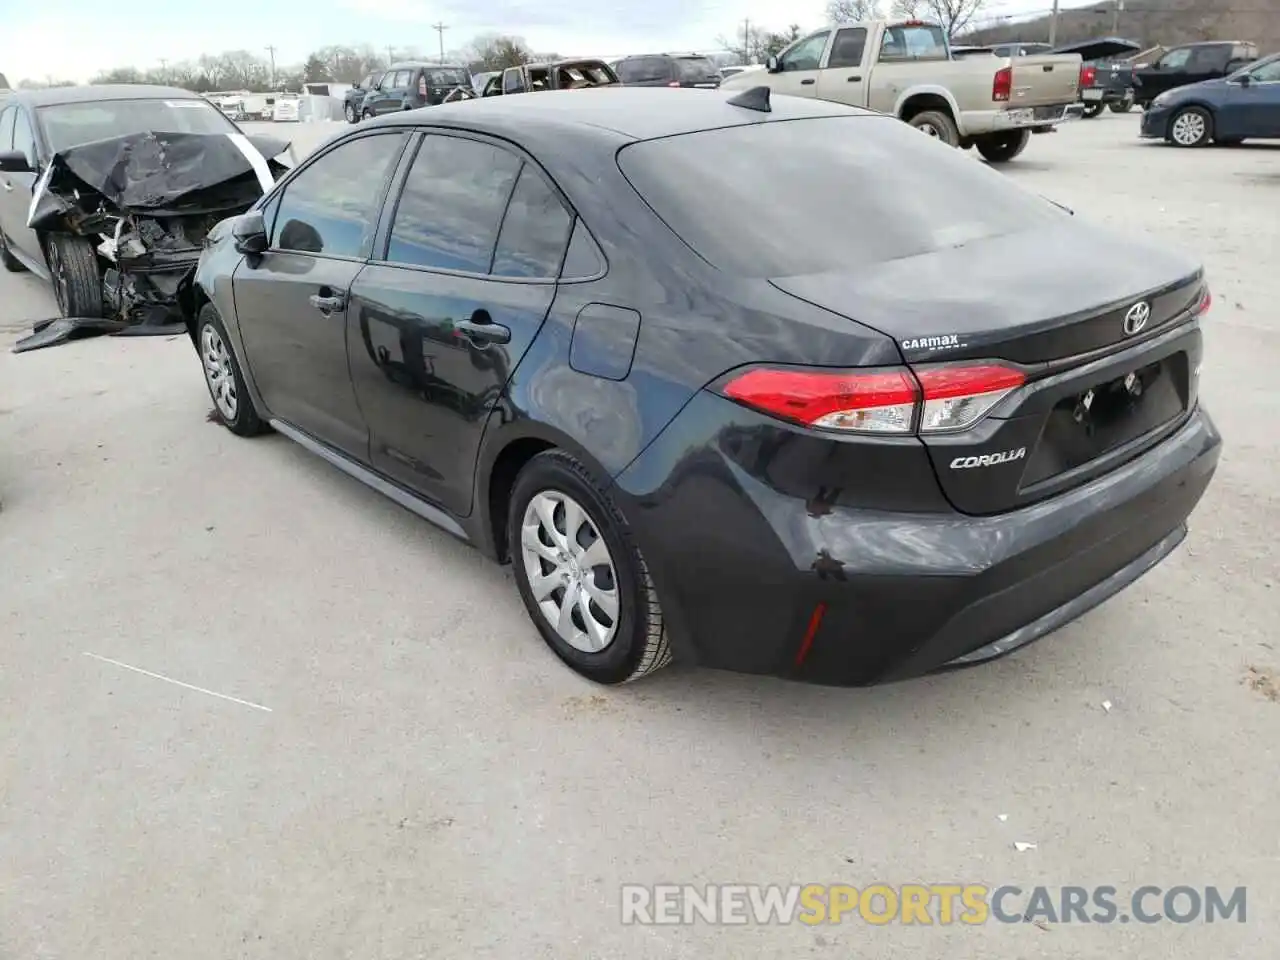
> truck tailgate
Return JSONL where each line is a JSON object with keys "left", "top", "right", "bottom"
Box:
{"left": 1009, "top": 54, "right": 1081, "bottom": 106}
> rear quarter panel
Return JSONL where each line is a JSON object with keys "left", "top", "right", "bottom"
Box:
{"left": 868, "top": 57, "right": 997, "bottom": 121}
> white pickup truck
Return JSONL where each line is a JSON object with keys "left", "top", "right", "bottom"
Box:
{"left": 720, "top": 20, "right": 1083, "bottom": 162}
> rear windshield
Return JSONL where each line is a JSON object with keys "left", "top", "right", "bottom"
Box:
{"left": 618, "top": 57, "right": 670, "bottom": 82}
{"left": 616, "top": 116, "right": 1064, "bottom": 278}
{"left": 555, "top": 62, "right": 617, "bottom": 87}
{"left": 38, "top": 98, "right": 236, "bottom": 154}
{"left": 425, "top": 68, "right": 468, "bottom": 86}
{"left": 675, "top": 57, "right": 719, "bottom": 81}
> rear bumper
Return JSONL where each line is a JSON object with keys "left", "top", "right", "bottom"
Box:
{"left": 965, "top": 104, "right": 1073, "bottom": 134}
{"left": 613, "top": 397, "right": 1221, "bottom": 686}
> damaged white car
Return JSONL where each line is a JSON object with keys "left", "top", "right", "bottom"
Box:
{"left": 0, "top": 84, "right": 290, "bottom": 352}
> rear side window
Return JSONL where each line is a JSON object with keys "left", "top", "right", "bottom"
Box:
{"left": 618, "top": 57, "right": 671, "bottom": 82}
{"left": 503, "top": 69, "right": 525, "bottom": 94}
{"left": 1188, "top": 46, "right": 1228, "bottom": 71}
{"left": 272, "top": 132, "right": 406, "bottom": 258}
{"left": 879, "top": 24, "right": 948, "bottom": 61}
{"left": 616, "top": 116, "right": 1063, "bottom": 279}
{"left": 828, "top": 28, "right": 868, "bottom": 69}
{"left": 492, "top": 165, "right": 574, "bottom": 278}
{"left": 674, "top": 57, "right": 718, "bottom": 82}
{"left": 386, "top": 135, "right": 521, "bottom": 273}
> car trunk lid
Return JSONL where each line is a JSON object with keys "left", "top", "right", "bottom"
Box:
{"left": 769, "top": 223, "right": 1207, "bottom": 515}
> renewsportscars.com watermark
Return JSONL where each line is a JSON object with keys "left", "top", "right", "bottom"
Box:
{"left": 621, "top": 884, "right": 1247, "bottom": 926}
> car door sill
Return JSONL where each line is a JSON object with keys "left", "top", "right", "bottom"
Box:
{"left": 268, "top": 417, "right": 469, "bottom": 542}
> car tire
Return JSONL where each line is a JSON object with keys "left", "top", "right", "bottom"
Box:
{"left": 345, "top": 102, "right": 358, "bottom": 123}
{"left": 906, "top": 110, "right": 959, "bottom": 147}
{"left": 45, "top": 233, "right": 102, "bottom": 318}
{"left": 0, "top": 228, "right": 26, "bottom": 273}
{"left": 508, "top": 450, "right": 672, "bottom": 685}
{"left": 1081, "top": 102, "right": 1104, "bottom": 119}
{"left": 362, "top": 107, "right": 375, "bottom": 120}
{"left": 196, "top": 303, "right": 268, "bottom": 437}
{"left": 1109, "top": 100, "right": 1134, "bottom": 114}
{"left": 1168, "top": 106, "right": 1213, "bottom": 147}
{"left": 975, "top": 129, "right": 1031, "bottom": 164}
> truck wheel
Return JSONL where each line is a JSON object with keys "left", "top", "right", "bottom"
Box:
{"left": 1081, "top": 102, "right": 1104, "bottom": 119}
{"left": 906, "top": 110, "right": 959, "bottom": 147}
{"left": 1168, "top": 106, "right": 1212, "bottom": 147}
{"left": 46, "top": 233, "right": 103, "bottom": 318}
{"left": 1108, "top": 100, "right": 1134, "bottom": 114}
{"left": 975, "top": 129, "right": 1031, "bottom": 164}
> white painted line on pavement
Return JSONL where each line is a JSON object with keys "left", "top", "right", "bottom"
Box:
{"left": 83, "top": 652, "right": 273, "bottom": 713}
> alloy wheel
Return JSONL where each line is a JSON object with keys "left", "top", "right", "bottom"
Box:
{"left": 520, "top": 490, "right": 620, "bottom": 654}
{"left": 917, "top": 123, "right": 940, "bottom": 138}
{"left": 200, "top": 324, "right": 239, "bottom": 420}
{"left": 1171, "top": 111, "right": 1206, "bottom": 146}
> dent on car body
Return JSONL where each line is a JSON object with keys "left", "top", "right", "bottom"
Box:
{"left": 12, "top": 130, "right": 289, "bottom": 353}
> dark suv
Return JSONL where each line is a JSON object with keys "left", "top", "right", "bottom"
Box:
{"left": 1132, "top": 42, "right": 1258, "bottom": 108}
{"left": 359, "top": 62, "right": 472, "bottom": 118}
{"left": 614, "top": 54, "right": 722, "bottom": 88}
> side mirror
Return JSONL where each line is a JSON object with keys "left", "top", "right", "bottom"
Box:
{"left": 0, "top": 150, "right": 33, "bottom": 174}
{"left": 232, "top": 211, "right": 268, "bottom": 255}
{"left": 766, "top": 55, "right": 780, "bottom": 73}
{"left": 1237, "top": 74, "right": 1252, "bottom": 86}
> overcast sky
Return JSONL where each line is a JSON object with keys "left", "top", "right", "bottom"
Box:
{"left": 4, "top": 0, "right": 1062, "bottom": 84}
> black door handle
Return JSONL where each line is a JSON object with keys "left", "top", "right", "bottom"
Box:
{"left": 308, "top": 291, "right": 346, "bottom": 313}
{"left": 847, "top": 75, "right": 862, "bottom": 82}
{"left": 454, "top": 311, "right": 510, "bottom": 345}
{"left": 801, "top": 78, "right": 816, "bottom": 85}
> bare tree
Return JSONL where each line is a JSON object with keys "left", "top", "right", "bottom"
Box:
{"left": 889, "top": 0, "right": 925, "bottom": 17}
{"left": 826, "top": 0, "right": 882, "bottom": 21}
{"left": 923, "top": 0, "right": 987, "bottom": 35}
{"left": 465, "top": 34, "right": 535, "bottom": 71}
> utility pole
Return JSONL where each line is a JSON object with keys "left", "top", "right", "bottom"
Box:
{"left": 1111, "top": 0, "right": 1124, "bottom": 35}
{"left": 1047, "top": 0, "right": 1059, "bottom": 46}
{"left": 387, "top": 46, "right": 396, "bottom": 67}
{"left": 742, "top": 18, "right": 751, "bottom": 64}
{"left": 158, "top": 57, "right": 168, "bottom": 81}
{"left": 432, "top": 22, "right": 448, "bottom": 64}
{"left": 265, "top": 45, "right": 277, "bottom": 90}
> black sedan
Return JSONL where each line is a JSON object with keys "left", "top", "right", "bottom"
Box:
{"left": 1140, "top": 52, "right": 1280, "bottom": 147}
{"left": 189, "top": 87, "right": 1221, "bottom": 686}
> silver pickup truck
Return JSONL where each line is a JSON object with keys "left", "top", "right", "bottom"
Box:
{"left": 720, "top": 20, "right": 1082, "bottom": 162}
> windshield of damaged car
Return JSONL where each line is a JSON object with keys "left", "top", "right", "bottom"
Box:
{"left": 616, "top": 116, "right": 1065, "bottom": 278}
{"left": 38, "top": 98, "right": 236, "bottom": 154}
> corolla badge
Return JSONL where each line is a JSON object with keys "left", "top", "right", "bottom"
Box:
{"left": 1123, "top": 301, "right": 1151, "bottom": 336}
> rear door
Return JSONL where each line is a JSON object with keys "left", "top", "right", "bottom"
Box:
{"left": 233, "top": 130, "right": 409, "bottom": 458}
{"left": 770, "top": 30, "right": 831, "bottom": 98}
{"left": 1235, "top": 57, "right": 1280, "bottom": 136}
{"left": 347, "top": 131, "right": 573, "bottom": 516}
{"left": 815, "top": 27, "right": 869, "bottom": 106}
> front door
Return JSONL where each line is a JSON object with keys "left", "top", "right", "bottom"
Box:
{"left": 348, "top": 132, "right": 574, "bottom": 517}
{"left": 815, "top": 27, "right": 868, "bottom": 107}
{"left": 770, "top": 30, "right": 830, "bottom": 98}
{"left": 1, "top": 106, "right": 45, "bottom": 266}
{"left": 234, "top": 129, "right": 410, "bottom": 459}
{"left": 1240, "top": 59, "right": 1280, "bottom": 136}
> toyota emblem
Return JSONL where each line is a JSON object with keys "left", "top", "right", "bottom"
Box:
{"left": 1123, "top": 301, "right": 1151, "bottom": 336}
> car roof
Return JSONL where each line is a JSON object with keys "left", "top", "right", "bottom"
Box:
{"left": 388, "top": 61, "right": 468, "bottom": 70}
{"left": 9, "top": 84, "right": 204, "bottom": 107}
{"left": 360, "top": 86, "right": 873, "bottom": 142}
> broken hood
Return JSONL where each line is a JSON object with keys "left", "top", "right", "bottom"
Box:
{"left": 28, "top": 130, "right": 290, "bottom": 230}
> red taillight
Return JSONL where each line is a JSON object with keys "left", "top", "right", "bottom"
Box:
{"left": 1193, "top": 286, "right": 1212, "bottom": 315}
{"left": 1081, "top": 64, "right": 1096, "bottom": 87}
{"left": 419, "top": 78, "right": 428, "bottom": 95}
{"left": 718, "top": 362, "right": 1026, "bottom": 435}
{"left": 992, "top": 66, "right": 1012, "bottom": 102}
{"left": 721, "top": 367, "right": 918, "bottom": 433}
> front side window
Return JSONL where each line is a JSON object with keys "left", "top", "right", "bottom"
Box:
{"left": 12, "top": 109, "right": 37, "bottom": 167}
{"left": 385, "top": 135, "right": 521, "bottom": 273}
{"left": 1249, "top": 57, "right": 1280, "bottom": 82}
{"left": 1157, "top": 48, "right": 1193, "bottom": 71}
{"left": 780, "top": 32, "right": 829, "bottom": 71}
{"left": 0, "top": 107, "right": 16, "bottom": 151}
{"left": 503, "top": 69, "right": 525, "bottom": 94}
{"left": 392, "top": 70, "right": 412, "bottom": 89}
{"left": 491, "top": 165, "right": 573, "bottom": 279}
{"left": 271, "top": 132, "right": 406, "bottom": 258}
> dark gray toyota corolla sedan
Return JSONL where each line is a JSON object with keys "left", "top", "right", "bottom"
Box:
{"left": 187, "top": 87, "right": 1221, "bottom": 686}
